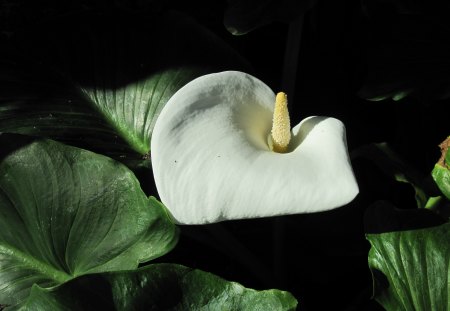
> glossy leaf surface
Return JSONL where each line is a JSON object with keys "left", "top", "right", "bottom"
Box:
{"left": 13, "top": 264, "right": 298, "bottom": 311}
{"left": 367, "top": 222, "right": 449, "bottom": 311}
{"left": 0, "top": 135, "right": 178, "bottom": 307}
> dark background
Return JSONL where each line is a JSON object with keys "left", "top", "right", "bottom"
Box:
{"left": 1, "top": 0, "right": 448, "bottom": 310}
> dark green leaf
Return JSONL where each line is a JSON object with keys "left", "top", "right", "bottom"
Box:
{"left": 0, "top": 134, "right": 178, "bottom": 307}
{"left": 8, "top": 284, "right": 81, "bottom": 311}
{"left": 109, "top": 264, "right": 298, "bottom": 310}
{"left": 367, "top": 222, "right": 450, "bottom": 311}
{"left": 14, "top": 264, "right": 298, "bottom": 311}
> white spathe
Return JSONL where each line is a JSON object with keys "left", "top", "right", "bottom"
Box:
{"left": 151, "top": 71, "right": 359, "bottom": 225}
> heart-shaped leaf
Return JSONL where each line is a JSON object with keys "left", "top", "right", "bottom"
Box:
{"left": 366, "top": 218, "right": 449, "bottom": 311}
{"left": 13, "top": 264, "right": 298, "bottom": 311}
{"left": 1, "top": 9, "right": 249, "bottom": 165}
{"left": 0, "top": 134, "right": 178, "bottom": 307}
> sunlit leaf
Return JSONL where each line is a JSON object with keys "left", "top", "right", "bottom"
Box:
{"left": 1, "top": 9, "right": 249, "bottom": 166}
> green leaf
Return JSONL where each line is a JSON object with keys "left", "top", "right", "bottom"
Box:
{"left": 366, "top": 222, "right": 450, "bottom": 311}
{"left": 9, "top": 284, "right": 80, "bottom": 311}
{"left": 432, "top": 137, "right": 450, "bottom": 200}
{"left": 0, "top": 134, "right": 178, "bottom": 307}
{"left": 14, "top": 264, "right": 298, "bottom": 311}
{"left": 109, "top": 264, "right": 297, "bottom": 310}
{"left": 432, "top": 165, "right": 450, "bottom": 200}
{"left": 1, "top": 10, "right": 249, "bottom": 165}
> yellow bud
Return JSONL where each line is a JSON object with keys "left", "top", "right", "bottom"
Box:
{"left": 269, "top": 92, "right": 291, "bottom": 153}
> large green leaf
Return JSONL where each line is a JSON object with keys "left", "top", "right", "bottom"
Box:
{"left": 0, "top": 134, "right": 178, "bottom": 307}
{"left": 13, "top": 264, "right": 298, "bottom": 311}
{"left": 366, "top": 222, "right": 450, "bottom": 311}
{"left": 1, "top": 9, "right": 249, "bottom": 165}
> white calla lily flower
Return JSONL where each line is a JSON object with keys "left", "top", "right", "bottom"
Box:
{"left": 151, "top": 71, "right": 359, "bottom": 224}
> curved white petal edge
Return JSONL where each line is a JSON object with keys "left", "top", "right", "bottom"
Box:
{"left": 151, "top": 71, "right": 359, "bottom": 225}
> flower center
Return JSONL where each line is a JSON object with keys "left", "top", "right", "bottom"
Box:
{"left": 268, "top": 92, "right": 291, "bottom": 153}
